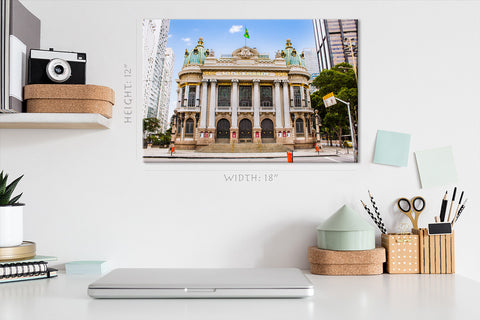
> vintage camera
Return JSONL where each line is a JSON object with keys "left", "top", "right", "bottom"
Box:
{"left": 28, "top": 48, "right": 86, "bottom": 84}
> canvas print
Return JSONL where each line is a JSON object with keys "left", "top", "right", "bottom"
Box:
{"left": 142, "top": 19, "right": 358, "bottom": 163}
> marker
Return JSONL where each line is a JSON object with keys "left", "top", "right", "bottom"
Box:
{"left": 439, "top": 191, "right": 448, "bottom": 222}
{"left": 447, "top": 187, "right": 457, "bottom": 222}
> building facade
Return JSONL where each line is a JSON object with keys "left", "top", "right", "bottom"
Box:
{"left": 171, "top": 38, "right": 315, "bottom": 150}
{"left": 312, "top": 19, "right": 358, "bottom": 72}
{"left": 142, "top": 19, "right": 170, "bottom": 120}
{"left": 156, "top": 48, "right": 175, "bottom": 132}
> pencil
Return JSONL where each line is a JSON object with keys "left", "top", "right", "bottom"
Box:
{"left": 439, "top": 191, "right": 448, "bottom": 222}
{"left": 447, "top": 187, "right": 457, "bottom": 222}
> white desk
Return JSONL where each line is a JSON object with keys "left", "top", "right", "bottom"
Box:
{"left": 1, "top": 272, "right": 479, "bottom": 320}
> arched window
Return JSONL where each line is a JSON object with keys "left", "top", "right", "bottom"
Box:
{"left": 185, "top": 119, "right": 194, "bottom": 135}
{"left": 295, "top": 118, "right": 304, "bottom": 134}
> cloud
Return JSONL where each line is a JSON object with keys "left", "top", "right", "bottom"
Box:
{"left": 181, "top": 37, "right": 192, "bottom": 45}
{"left": 229, "top": 25, "right": 243, "bottom": 34}
{"left": 168, "top": 34, "right": 173, "bottom": 39}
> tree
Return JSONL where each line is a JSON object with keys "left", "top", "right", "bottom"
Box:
{"left": 143, "top": 118, "right": 161, "bottom": 144}
{"left": 310, "top": 63, "right": 358, "bottom": 147}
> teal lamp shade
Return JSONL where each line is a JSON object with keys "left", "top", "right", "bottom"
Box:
{"left": 317, "top": 205, "right": 375, "bottom": 251}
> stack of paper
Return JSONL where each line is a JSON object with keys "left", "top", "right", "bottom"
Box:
{"left": 65, "top": 261, "right": 109, "bottom": 275}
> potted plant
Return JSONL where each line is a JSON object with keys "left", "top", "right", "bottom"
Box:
{"left": 0, "top": 171, "right": 24, "bottom": 247}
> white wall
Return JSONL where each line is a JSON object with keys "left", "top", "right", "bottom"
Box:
{"left": 1, "top": 0, "right": 479, "bottom": 281}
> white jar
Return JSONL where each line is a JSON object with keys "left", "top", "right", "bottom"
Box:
{"left": 0, "top": 205, "right": 23, "bottom": 247}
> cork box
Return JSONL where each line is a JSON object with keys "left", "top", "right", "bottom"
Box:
{"left": 381, "top": 233, "right": 419, "bottom": 274}
{"left": 412, "top": 228, "right": 455, "bottom": 274}
{"left": 308, "top": 247, "right": 386, "bottom": 275}
{"left": 24, "top": 84, "right": 115, "bottom": 118}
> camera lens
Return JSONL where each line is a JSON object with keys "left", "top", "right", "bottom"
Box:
{"left": 46, "top": 59, "right": 72, "bottom": 83}
{"left": 54, "top": 65, "right": 64, "bottom": 75}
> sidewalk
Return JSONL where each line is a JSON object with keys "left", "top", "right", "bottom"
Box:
{"left": 143, "top": 146, "right": 353, "bottom": 159}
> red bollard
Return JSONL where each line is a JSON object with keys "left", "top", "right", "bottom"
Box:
{"left": 287, "top": 152, "right": 293, "bottom": 163}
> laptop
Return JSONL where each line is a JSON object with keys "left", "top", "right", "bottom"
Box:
{"left": 88, "top": 268, "right": 314, "bottom": 299}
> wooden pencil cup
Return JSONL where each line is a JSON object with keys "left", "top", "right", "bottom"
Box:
{"left": 381, "top": 233, "right": 420, "bottom": 274}
{"left": 412, "top": 228, "right": 455, "bottom": 274}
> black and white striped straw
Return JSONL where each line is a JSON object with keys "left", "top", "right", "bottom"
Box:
{"left": 361, "top": 200, "right": 387, "bottom": 234}
{"left": 368, "top": 190, "right": 387, "bottom": 234}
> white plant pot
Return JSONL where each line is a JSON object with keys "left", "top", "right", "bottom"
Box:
{"left": 0, "top": 205, "right": 24, "bottom": 247}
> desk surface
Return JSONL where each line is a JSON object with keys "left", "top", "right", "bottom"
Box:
{"left": 1, "top": 272, "right": 479, "bottom": 320}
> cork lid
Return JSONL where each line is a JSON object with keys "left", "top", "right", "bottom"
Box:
{"left": 317, "top": 205, "right": 374, "bottom": 232}
{"left": 24, "top": 84, "right": 115, "bottom": 105}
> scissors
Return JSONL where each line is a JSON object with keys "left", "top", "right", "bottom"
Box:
{"left": 396, "top": 196, "right": 426, "bottom": 230}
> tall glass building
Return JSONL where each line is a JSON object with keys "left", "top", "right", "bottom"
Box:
{"left": 312, "top": 19, "right": 358, "bottom": 72}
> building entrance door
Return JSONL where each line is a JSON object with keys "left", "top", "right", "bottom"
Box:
{"left": 216, "top": 119, "right": 230, "bottom": 143}
{"left": 239, "top": 119, "right": 252, "bottom": 143}
{"left": 261, "top": 119, "right": 274, "bottom": 143}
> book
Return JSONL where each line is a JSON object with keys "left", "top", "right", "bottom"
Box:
{"left": 0, "top": 267, "right": 57, "bottom": 283}
{"left": 0, "top": 255, "right": 57, "bottom": 283}
{"left": 1, "top": 0, "right": 41, "bottom": 112}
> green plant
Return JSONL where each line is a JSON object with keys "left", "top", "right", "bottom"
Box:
{"left": 0, "top": 171, "right": 24, "bottom": 206}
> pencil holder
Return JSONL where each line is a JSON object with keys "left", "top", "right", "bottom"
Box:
{"left": 381, "top": 233, "right": 419, "bottom": 274}
{"left": 412, "top": 228, "right": 455, "bottom": 274}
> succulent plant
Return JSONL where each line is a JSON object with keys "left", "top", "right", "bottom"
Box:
{"left": 0, "top": 171, "right": 24, "bottom": 206}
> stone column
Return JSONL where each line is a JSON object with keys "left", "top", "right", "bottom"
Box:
{"left": 282, "top": 80, "right": 291, "bottom": 128}
{"left": 253, "top": 79, "right": 260, "bottom": 128}
{"left": 274, "top": 80, "right": 283, "bottom": 129}
{"left": 231, "top": 79, "right": 239, "bottom": 128}
{"left": 199, "top": 79, "right": 208, "bottom": 128}
{"left": 183, "top": 84, "right": 189, "bottom": 107}
{"left": 290, "top": 85, "right": 294, "bottom": 108}
{"left": 195, "top": 84, "right": 200, "bottom": 107}
{"left": 307, "top": 88, "right": 312, "bottom": 107}
{"left": 208, "top": 79, "right": 217, "bottom": 129}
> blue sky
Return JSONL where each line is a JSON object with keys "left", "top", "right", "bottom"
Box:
{"left": 164, "top": 19, "right": 316, "bottom": 117}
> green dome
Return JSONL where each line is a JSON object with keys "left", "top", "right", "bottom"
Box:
{"left": 281, "top": 39, "right": 305, "bottom": 67}
{"left": 183, "top": 37, "right": 210, "bottom": 66}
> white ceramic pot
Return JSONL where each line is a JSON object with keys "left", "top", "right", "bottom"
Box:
{"left": 0, "top": 205, "right": 24, "bottom": 247}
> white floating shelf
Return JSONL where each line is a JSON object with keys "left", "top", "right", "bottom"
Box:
{"left": 0, "top": 113, "right": 111, "bottom": 129}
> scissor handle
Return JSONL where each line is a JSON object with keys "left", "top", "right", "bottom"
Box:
{"left": 411, "top": 196, "right": 426, "bottom": 212}
{"left": 397, "top": 198, "right": 411, "bottom": 213}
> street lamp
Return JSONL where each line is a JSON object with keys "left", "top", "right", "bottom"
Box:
{"left": 343, "top": 37, "right": 358, "bottom": 83}
{"left": 314, "top": 110, "right": 322, "bottom": 149}
{"left": 334, "top": 97, "right": 357, "bottom": 163}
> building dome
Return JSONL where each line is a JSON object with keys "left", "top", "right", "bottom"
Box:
{"left": 280, "top": 39, "right": 305, "bottom": 67}
{"left": 183, "top": 37, "right": 210, "bottom": 66}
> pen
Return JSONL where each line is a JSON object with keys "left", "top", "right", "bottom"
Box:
{"left": 439, "top": 191, "right": 448, "bottom": 222}
{"left": 453, "top": 191, "right": 464, "bottom": 222}
{"left": 447, "top": 187, "right": 457, "bottom": 222}
{"left": 453, "top": 198, "right": 468, "bottom": 226}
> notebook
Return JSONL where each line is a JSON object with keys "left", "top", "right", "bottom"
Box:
{"left": 88, "top": 268, "right": 314, "bottom": 299}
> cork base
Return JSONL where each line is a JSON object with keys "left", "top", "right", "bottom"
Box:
{"left": 24, "top": 84, "right": 115, "bottom": 119}
{"left": 308, "top": 247, "right": 386, "bottom": 276}
{"left": 310, "top": 263, "right": 384, "bottom": 275}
